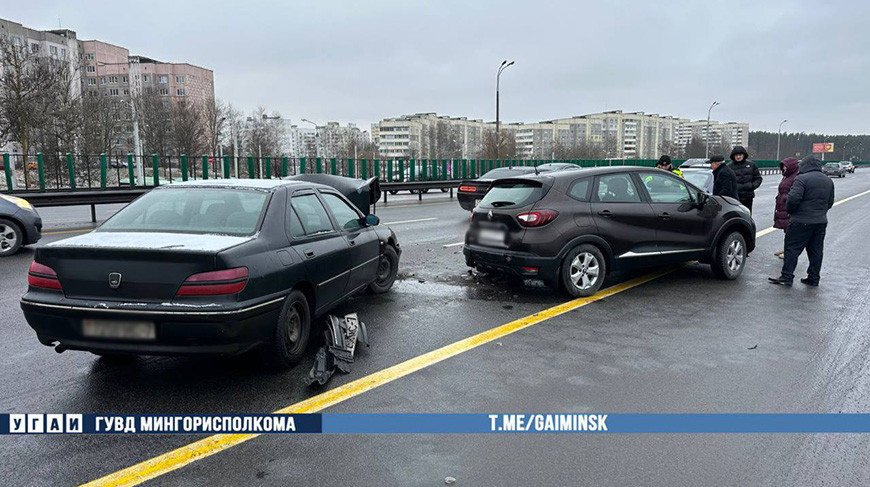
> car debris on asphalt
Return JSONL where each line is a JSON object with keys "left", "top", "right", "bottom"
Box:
{"left": 307, "top": 313, "right": 370, "bottom": 386}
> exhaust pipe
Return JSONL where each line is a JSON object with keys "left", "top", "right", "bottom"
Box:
{"left": 54, "top": 344, "right": 66, "bottom": 354}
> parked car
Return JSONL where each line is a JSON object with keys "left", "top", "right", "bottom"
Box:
{"left": 463, "top": 166, "right": 756, "bottom": 297}
{"left": 678, "top": 158, "right": 711, "bottom": 168}
{"left": 457, "top": 163, "right": 578, "bottom": 211}
{"left": 0, "top": 194, "right": 42, "bottom": 257}
{"left": 679, "top": 166, "right": 714, "bottom": 194}
{"left": 21, "top": 177, "right": 400, "bottom": 368}
{"left": 839, "top": 161, "right": 855, "bottom": 173}
{"left": 823, "top": 162, "right": 846, "bottom": 178}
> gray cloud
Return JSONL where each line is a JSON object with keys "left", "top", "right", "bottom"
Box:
{"left": 8, "top": 0, "right": 869, "bottom": 133}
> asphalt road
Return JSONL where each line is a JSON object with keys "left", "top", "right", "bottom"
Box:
{"left": 2, "top": 171, "right": 870, "bottom": 486}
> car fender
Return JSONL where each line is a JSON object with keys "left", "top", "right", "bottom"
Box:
{"left": 557, "top": 234, "right": 614, "bottom": 266}
{"left": 710, "top": 217, "right": 756, "bottom": 254}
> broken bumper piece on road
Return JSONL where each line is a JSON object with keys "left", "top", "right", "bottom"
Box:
{"left": 307, "top": 313, "right": 369, "bottom": 386}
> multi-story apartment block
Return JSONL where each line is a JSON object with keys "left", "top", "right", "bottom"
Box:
{"left": 375, "top": 111, "right": 749, "bottom": 160}
{"left": 1, "top": 17, "right": 214, "bottom": 155}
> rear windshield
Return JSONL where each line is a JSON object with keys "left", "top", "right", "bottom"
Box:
{"left": 825, "top": 163, "right": 839, "bottom": 168}
{"left": 479, "top": 182, "right": 543, "bottom": 208}
{"left": 98, "top": 188, "right": 270, "bottom": 236}
{"left": 480, "top": 167, "right": 534, "bottom": 179}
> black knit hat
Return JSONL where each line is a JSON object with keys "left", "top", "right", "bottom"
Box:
{"left": 657, "top": 155, "right": 672, "bottom": 166}
{"left": 709, "top": 155, "right": 725, "bottom": 163}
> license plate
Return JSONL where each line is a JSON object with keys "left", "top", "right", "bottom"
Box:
{"left": 82, "top": 319, "right": 156, "bottom": 340}
{"left": 478, "top": 228, "right": 506, "bottom": 245}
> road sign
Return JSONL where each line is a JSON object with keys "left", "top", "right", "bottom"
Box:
{"left": 813, "top": 143, "right": 834, "bottom": 153}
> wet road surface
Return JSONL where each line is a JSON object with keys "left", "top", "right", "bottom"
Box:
{"left": 2, "top": 171, "right": 870, "bottom": 486}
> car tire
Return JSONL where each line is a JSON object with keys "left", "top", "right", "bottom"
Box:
{"left": 368, "top": 245, "right": 399, "bottom": 294}
{"left": 711, "top": 231, "right": 746, "bottom": 280}
{"left": 0, "top": 218, "right": 23, "bottom": 257}
{"left": 440, "top": 188, "right": 449, "bottom": 193}
{"left": 264, "top": 290, "right": 311, "bottom": 369}
{"left": 389, "top": 190, "right": 398, "bottom": 195}
{"left": 560, "top": 244, "right": 606, "bottom": 298}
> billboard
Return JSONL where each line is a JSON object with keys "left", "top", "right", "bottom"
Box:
{"left": 813, "top": 143, "right": 834, "bottom": 153}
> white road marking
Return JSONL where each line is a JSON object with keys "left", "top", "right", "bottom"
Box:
{"left": 443, "top": 241, "right": 465, "bottom": 248}
{"left": 384, "top": 217, "right": 438, "bottom": 225}
{"left": 833, "top": 189, "right": 870, "bottom": 207}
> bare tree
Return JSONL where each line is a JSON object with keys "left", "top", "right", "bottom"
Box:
{"left": 684, "top": 134, "right": 707, "bottom": 158}
{"left": 479, "top": 129, "right": 516, "bottom": 159}
{"left": 203, "top": 96, "right": 227, "bottom": 157}
{"left": 172, "top": 99, "right": 205, "bottom": 157}
{"left": 554, "top": 139, "right": 606, "bottom": 159}
{"left": 137, "top": 92, "right": 173, "bottom": 157}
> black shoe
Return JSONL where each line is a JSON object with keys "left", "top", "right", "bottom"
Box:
{"left": 800, "top": 278, "right": 819, "bottom": 287}
{"left": 768, "top": 277, "right": 793, "bottom": 286}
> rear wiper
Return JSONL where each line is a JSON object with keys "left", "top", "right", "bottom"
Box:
{"left": 489, "top": 201, "right": 515, "bottom": 207}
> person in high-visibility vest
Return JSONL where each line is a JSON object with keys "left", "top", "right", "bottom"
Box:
{"left": 656, "top": 155, "right": 683, "bottom": 177}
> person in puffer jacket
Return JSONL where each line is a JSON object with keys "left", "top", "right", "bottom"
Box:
{"left": 768, "top": 156, "right": 835, "bottom": 287}
{"left": 728, "top": 145, "right": 763, "bottom": 212}
{"left": 772, "top": 157, "right": 800, "bottom": 258}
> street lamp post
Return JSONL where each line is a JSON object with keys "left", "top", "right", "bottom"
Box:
{"left": 776, "top": 119, "right": 788, "bottom": 161}
{"left": 495, "top": 60, "right": 514, "bottom": 160}
{"left": 301, "top": 118, "right": 320, "bottom": 159}
{"left": 705, "top": 101, "right": 719, "bottom": 159}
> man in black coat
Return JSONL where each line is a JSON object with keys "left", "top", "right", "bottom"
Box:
{"left": 768, "top": 156, "right": 835, "bottom": 286}
{"left": 728, "top": 146, "right": 763, "bottom": 212}
{"left": 709, "top": 155, "right": 738, "bottom": 198}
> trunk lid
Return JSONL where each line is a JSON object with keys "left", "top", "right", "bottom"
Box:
{"left": 468, "top": 178, "right": 550, "bottom": 248}
{"left": 39, "top": 232, "right": 250, "bottom": 302}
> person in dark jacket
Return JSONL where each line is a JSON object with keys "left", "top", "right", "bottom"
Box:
{"left": 728, "top": 146, "right": 763, "bottom": 212}
{"left": 709, "top": 155, "right": 738, "bottom": 198}
{"left": 773, "top": 157, "right": 800, "bottom": 258}
{"left": 768, "top": 156, "right": 835, "bottom": 286}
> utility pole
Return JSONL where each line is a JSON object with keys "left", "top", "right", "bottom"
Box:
{"left": 705, "top": 101, "right": 719, "bottom": 159}
{"left": 776, "top": 119, "right": 788, "bottom": 161}
{"left": 495, "top": 60, "right": 514, "bottom": 160}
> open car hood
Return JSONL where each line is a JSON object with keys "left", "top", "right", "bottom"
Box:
{"left": 286, "top": 174, "right": 381, "bottom": 215}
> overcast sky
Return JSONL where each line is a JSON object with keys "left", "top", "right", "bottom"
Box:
{"left": 7, "top": 0, "right": 869, "bottom": 134}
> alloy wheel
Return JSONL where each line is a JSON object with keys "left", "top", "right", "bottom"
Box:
{"left": 570, "top": 252, "right": 600, "bottom": 290}
{"left": 0, "top": 224, "right": 18, "bottom": 254}
{"left": 726, "top": 239, "right": 744, "bottom": 272}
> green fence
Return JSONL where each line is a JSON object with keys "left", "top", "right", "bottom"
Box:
{"left": 2, "top": 153, "right": 868, "bottom": 193}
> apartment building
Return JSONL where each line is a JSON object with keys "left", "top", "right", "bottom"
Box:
{"left": 376, "top": 113, "right": 492, "bottom": 160}
{"left": 375, "top": 111, "right": 749, "bottom": 160}
{"left": 1, "top": 17, "right": 214, "bottom": 155}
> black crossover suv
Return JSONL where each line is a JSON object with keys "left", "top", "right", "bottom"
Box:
{"left": 21, "top": 177, "right": 400, "bottom": 368}
{"left": 463, "top": 166, "right": 756, "bottom": 297}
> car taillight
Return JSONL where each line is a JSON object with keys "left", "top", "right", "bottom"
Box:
{"left": 176, "top": 267, "right": 248, "bottom": 296}
{"left": 28, "top": 261, "right": 62, "bottom": 290}
{"left": 459, "top": 185, "right": 477, "bottom": 192}
{"left": 517, "top": 209, "right": 559, "bottom": 227}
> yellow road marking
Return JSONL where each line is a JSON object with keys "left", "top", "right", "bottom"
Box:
{"left": 82, "top": 183, "right": 870, "bottom": 487}
{"left": 82, "top": 269, "right": 672, "bottom": 487}
{"left": 42, "top": 228, "right": 93, "bottom": 236}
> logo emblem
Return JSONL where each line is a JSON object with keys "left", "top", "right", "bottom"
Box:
{"left": 108, "top": 272, "right": 122, "bottom": 289}
{"left": 488, "top": 210, "right": 493, "bottom": 220}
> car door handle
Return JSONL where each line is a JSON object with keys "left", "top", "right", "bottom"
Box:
{"left": 303, "top": 249, "right": 315, "bottom": 258}
{"left": 597, "top": 210, "right": 612, "bottom": 217}
{"left": 659, "top": 212, "right": 671, "bottom": 220}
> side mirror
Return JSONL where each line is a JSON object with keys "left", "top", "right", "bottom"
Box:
{"left": 365, "top": 214, "right": 380, "bottom": 226}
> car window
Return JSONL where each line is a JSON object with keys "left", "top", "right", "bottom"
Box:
{"left": 641, "top": 172, "right": 692, "bottom": 203}
{"left": 480, "top": 182, "right": 544, "bottom": 208}
{"left": 567, "top": 178, "right": 591, "bottom": 201}
{"left": 290, "top": 194, "right": 334, "bottom": 235}
{"left": 99, "top": 188, "right": 268, "bottom": 236}
{"left": 320, "top": 193, "right": 363, "bottom": 231}
{"left": 288, "top": 207, "right": 306, "bottom": 238}
{"left": 595, "top": 174, "right": 641, "bottom": 203}
{"left": 682, "top": 171, "right": 711, "bottom": 191}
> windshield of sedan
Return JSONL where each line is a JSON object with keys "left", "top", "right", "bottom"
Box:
{"left": 98, "top": 188, "right": 270, "bottom": 236}
{"left": 682, "top": 171, "right": 712, "bottom": 191}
